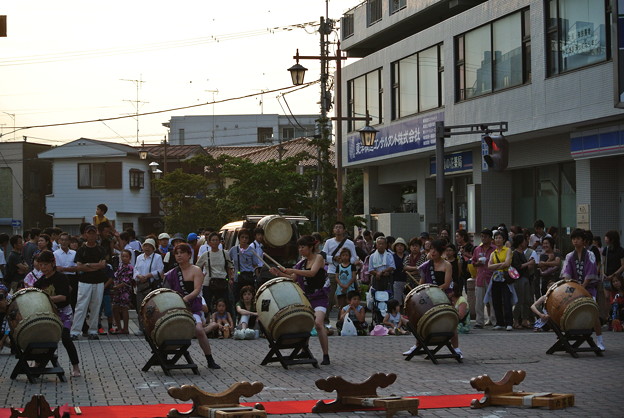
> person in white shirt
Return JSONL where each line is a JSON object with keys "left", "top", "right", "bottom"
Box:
{"left": 322, "top": 221, "right": 360, "bottom": 321}
{"left": 53, "top": 232, "right": 78, "bottom": 307}
{"left": 0, "top": 233, "right": 7, "bottom": 282}
{"left": 133, "top": 238, "right": 164, "bottom": 336}
{"left": 118, "top": 231, "right": 136, "bottom": 266}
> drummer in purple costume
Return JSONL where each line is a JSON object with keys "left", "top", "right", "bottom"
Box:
{"left": 164, "top": 243, "right": 221, "bottom": 369}
{"left": 270, "top": 235, "right": 331, "bottom": 365}
{"left": 561, "top": 228, "right": 605, "bottom": 351}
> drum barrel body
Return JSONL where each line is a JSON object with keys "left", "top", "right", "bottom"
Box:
{"left": 256, "top": 277, "right": 315, "bottom": 341}
{"left": 257, "top": 215, "right": 293, "bottom": 248}
{"left": 545, "top": 280, "right": 598, "bottom": 331}
{"left": 140, "top": 288, "right": 196, "bottom": 346}
{"left": 404, "top": 284, "right": 458, "bottom": 340}
{"left": 7, "top": 288, "right": 63, "bottom": 350}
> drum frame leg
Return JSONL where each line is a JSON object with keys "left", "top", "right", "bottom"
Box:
{"left": 142, "top": 338, "right": 199, "bottom": 376}
{"left": 545, "top": 321, "right": 603, "bottom": 358}
{"left": 404, "top": 324, "right": 461, "bottom": 365}
{"left": 258, "top": 322, "right": 319, "bottom": 369}
{"left": 10, "top": 342, "right": 66, "bottom": 383}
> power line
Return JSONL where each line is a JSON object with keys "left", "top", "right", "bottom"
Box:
{"left": 6, "top": 81, "right": 318, "bottom": 134}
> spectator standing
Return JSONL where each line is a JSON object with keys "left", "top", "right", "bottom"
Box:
{"left": 391, "top": 238, "right": 408, "bottom": 306}
{"left": 196, "top": 232, "right": 233, "bottom": 314}
{"left": 322, "top": 221, "right": 359, "bottom": 322}
{"left": 228, "top": 228, "right": 261, "bottom": 305}
{"left": 487, "top": 230, "right": 515, "bottom": 331}
{"left": 69, "top": 224, "right": 108, "bottom": 340}
{"left": 455, "top": 229, "right": 474, "bottom": 295}
{"left": 133, "top": 238, "right": 164, "bottom": 336}
{"left": 511, "top": 234, "right": 534, "bottom": 329}
{"left": 0, "top": 233, "right": 7, "bottom": 283}
{"left": 53, "top": 233, "right": 78, "bottom": 309}
{"left": 5, "top": 235, "right": 28, "bottom": 291}
{"left": 22, "top": 228, "right": 40, "bottom": 270}
{"left": 471, "top": 229, "right": 497, "bottom": 328}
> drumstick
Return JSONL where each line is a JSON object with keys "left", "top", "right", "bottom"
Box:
{"left": 247, "top": 247, "right": 285, "bottom": 271}
{"left": 405, "top": 270, "right": 418, "bottom": 281}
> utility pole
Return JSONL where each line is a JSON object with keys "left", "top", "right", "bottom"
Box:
{"left": 205, "top": 89, "right": 219, "bottom": 146}
{"left": 121, "top": 76, "right": 148, "bottom": 144}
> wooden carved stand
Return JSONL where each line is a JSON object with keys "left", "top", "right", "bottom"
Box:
{"left": 312, "top": 373, "right": 419, "bottom": 418}
{"left": 546, "top": 321, "right": 603, "bottom": 358}
{"left": 404, "top": 324, "right": 461, "bottom": 364}
{"left": 10, "top": 394, "right": 61, "bottom": 418}
{"left": 167, "top": 382, "right": 266, "bottom": 418}
{"left": 258, "top": 322, "right": 318, "bottom": 369}
{"left": 471, "top": 370, "right": 575, "bottom": 410}
{"left": 141, "top": 337, "right": 199, "bottom": 376}
{"left": 10, "top": 342, "right": 65, "bottom": 383}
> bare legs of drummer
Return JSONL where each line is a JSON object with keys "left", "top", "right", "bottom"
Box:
{"left": 314, "top": 309, "right": 330, "bottom": 365}
{"left": 194, "top": 320, "right": 221, "bottom": 369}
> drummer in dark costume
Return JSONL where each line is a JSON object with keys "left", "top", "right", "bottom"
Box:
{"left": 403, "top": 239, "right": 455, "bottom": 357}
{"left": 32, "top": 251, "right": 81, "bottom": 377}
{"left": 164, "top": 243, "right": 221, "bottom": 369}
{"left": 270, "top": 235, "right": 331, "bottom": 365}
{"left": 419, "top": 239, "right": 453, "bottom": 292}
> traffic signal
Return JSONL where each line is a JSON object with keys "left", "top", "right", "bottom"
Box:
{"left": 482, "top": 133, "right": 508, "bottom": 172}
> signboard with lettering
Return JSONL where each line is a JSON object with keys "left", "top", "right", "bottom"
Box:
{"left": 346, "top": 112, "right": 443, "bottom": 163}
{"left": 429, "top": 151, "right": 473, "bottom": 176}
{"left": 576, "top": 204, "right": 590, "bottom": 230}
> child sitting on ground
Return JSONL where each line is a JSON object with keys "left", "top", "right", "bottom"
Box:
{"left": 211, "top": 299, "right": 233, "bottom": 339}
{"left": 234, "top": 285, "right": 258, "bottom": 340}
{"left": 336, "top": 248, "right": 357, "bottom": 310}
{"left": 383, "top": 299, "right": 409, "bottom": 335}
{"left": 337, "top": 290, "right": 368, "bottom": 336}
{"left": 608, "top": 276, "right": 624, "bottom": 331}
{"left": 111, "top": 249, "right": 133, "bottom": 334}
{"left": 449, "top": 287, "right": 470, "bottom": 334}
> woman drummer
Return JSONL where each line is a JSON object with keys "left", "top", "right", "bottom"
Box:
{"left": 270, "top": 235, "right": 331, "bottom": 365}
{"left": 163, "top": 243, "right": 221, "bottom": 369}
{"left": 33, "top": 251, "right": 81, "bottom": 377}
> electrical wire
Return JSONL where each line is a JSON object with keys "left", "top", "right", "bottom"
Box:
{"left": 6, "top": 81, "right": 318, "bottom": 134}
{"left": 0, "top": 22, "right": 319, "bottom": 67}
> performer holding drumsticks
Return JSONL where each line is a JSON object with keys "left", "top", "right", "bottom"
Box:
{"left": 269, "top": 235, "right": 331, "bottom": 365}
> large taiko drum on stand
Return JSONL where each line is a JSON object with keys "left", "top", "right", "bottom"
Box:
{"left": 140, "top": 288, "right": 196, "bottom": 347}
{"left": 7, "top": 288, "right": 63, "bottom": 350}
{"left": 256, "top": 277, "right": 315, "bottom": 341}
{"left": 404, "top": 284, "right": 458, "bottom": 342}
{"left": 545, "top": 280, "right": 598, "bottom": 331}
{"left": 257, "top": 215, "right": 292, "bottom": 247}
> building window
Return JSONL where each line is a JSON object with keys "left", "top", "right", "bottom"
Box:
{"left": 455, "top": 9, "right": 530, "bottom": 101}
{"left": 347, "top": 69, "right": 383, "bottom": 132}
{"left": 392, "top": 44, "right": 444, "bottom": 120}
{"left": 257, "top": 127, "right": 273, "bottom": 143}
{"left": 77, "top": 162, "right": 122, "bottom": 189}
{"left": 282, "top": 127, "right": 295, "bottom": 140}
{"left": 179, "top": 128, "right": 185, "bottom": 145}
{"left": 342, "top": 13, "right": 354, "bottom": 39}
{"left": 367, "top": 0, "right": 383, "bottom": 26}
{"left": 390, "top": 0, "right": 406, "bottom": 15}
{"left": 129, "top": 169, "right": 145, "bottom": 190}
{"left": 546, "top": 0, "right": 609, "bottom": 76}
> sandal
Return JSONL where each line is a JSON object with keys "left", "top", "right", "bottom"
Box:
{"left": 109, "top": 329, "right": 119, "bottom": 335}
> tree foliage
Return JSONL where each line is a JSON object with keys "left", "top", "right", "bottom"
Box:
{"left": 154, "top": 153, "right": 313, "bottom": 232}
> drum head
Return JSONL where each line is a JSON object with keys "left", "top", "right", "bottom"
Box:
{"left": 561, "top": 298, "right": 598, "bottom": 331}
{"left": 259, "top": 215, "right": 292, "bottom": 247}
{"left": 141, "top": 288, "right": 187, "bottom": 317}
{"left": 152, "top": 309, "right": 196, "bottom": 346}
{"left": 14, "top": 313, "right": 63, "bottom": 350}
{"left": 417, "top": 305, "right": 458, "bottom": 342}
{"left": 271, "top": 305, "right": 315, "bottom": 343}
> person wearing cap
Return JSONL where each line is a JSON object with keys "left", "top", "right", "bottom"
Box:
{"left": 471, "top": 228, "right": 497, "bottom": 328}
{"left": 133, "top": 238, "right": 164, "bottom": 336}
{"left": 163, "top": 234, "right": 186, "bottom": 272}
{"left": 157, "top": 233, "right": 171, "bottom": 258}
{"left": 187, "top": 232, "right": 199, "bottom": 264}
{"left": 391, "top": 237, "right": 408, "bottom": 306}
{"left": 70, "top": 224, "right": 108, "bottom": 340}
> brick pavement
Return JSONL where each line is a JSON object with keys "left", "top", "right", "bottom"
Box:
{"left": 0, "top": 316, "right": 622, "bottom": 417}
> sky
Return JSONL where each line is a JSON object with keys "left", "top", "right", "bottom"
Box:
{"left": 0, "top": 0, "right": 357, "bottom": 147}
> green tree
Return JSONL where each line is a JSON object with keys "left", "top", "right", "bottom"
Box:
{"left": 343, "top": 168, "right": 366, "bottom": 232}
{"left": 308, "top": 116, "right": 337, "bottom": 232}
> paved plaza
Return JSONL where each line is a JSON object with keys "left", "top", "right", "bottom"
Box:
{"left": 0, "top": 314, "right": 622, "bottom": 417}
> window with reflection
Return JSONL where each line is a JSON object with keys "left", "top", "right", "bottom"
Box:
{"left": 347, "top": 69, "right": 383, "bottom": 131}
{"left": 456, "top": 9, "right": 530, "bottom": 100}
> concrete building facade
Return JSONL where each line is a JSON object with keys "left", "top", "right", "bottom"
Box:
{"left": 339, "top": 0, "right": 624, "bottom": 244}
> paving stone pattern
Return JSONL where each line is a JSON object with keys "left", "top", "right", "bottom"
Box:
{"left": 0, "top": 314, "right": 622, "bottom": 417}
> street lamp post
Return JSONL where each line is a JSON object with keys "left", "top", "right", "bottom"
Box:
{"left": 288, "top": 26, "right": 378, "bottom": 221}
